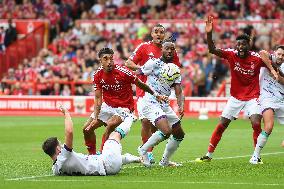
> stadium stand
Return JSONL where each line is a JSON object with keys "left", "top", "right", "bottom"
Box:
{"left": 0, "top": 0, "right": 283, "bottom": 97}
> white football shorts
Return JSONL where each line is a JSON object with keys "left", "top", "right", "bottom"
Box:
{"left": 260, "top": 94, "right": 284, "bottom": 124}
{"left": 141, "top": 97, "right": 180, "bottom": 127}
{"left": 90, "top": 102, "right": 132, "bottom": 123}
{"left": 221, "top": 96, "right": 261, "bottom": 120}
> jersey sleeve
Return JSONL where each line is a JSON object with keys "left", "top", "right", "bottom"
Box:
{"left": 129, "top": 43, "right": 144, "bottom": 64}
{"left": 140, "top": 59, "right": 156, "bottom": 76}
{"left": 218, "top": 48, "right": 235, "bottom": 59}
{"left": 52, "top": 145, "right": 72, "bottom": 175}
{"left": 118, "top": 66, "right": 138, "bottom": 84}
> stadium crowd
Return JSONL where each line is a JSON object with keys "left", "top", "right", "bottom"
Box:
{"left": 1, "top": 0, "right": 283, "bottom": 20}
{"left": 0, "top": 0, "right": 284, "bottom": 96}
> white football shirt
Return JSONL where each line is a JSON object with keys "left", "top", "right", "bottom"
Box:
{"left": 140, "top": 58, "right": 181, "bottom": 101}
{"left": 259, "top": 55, "right": 284, "bottom": 100}
{"left": 52, "top": 145, "right": 106, "bottom": 176}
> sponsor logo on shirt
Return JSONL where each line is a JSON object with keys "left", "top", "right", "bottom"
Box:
{"left": 233, "top": 62, "right": 254, "bottom": 76}
{"left": 101, "top": 78, "right": 122, "bottom": 91}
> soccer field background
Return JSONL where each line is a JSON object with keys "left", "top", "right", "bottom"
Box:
{"left": 0, "top": 116, "right": 284, "bottom": 189}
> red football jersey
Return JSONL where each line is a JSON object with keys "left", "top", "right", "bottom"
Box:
{"left": 220, "top": 49, "right": 266, "bottom": 100}
{"left": 93, "top": 65, "right": 138, "bottom": 111}
{"left": 129, "top": 41, "right": 180, "bottom": 98}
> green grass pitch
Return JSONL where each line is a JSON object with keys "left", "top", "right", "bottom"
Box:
{"left": 0, "top": 116, "right": 284, "bottom": 189}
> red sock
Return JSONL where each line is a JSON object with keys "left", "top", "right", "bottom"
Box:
{"left": 208, "top": 123, "right": 226, "bottom": 153}
{"left": 142, "top": 136, "right": 153, "bottom": 152}
{"left": 85, "top": 140, "right": 96, "bottom": 155}
{"left": 252, "top": 122, "right": 262, "bottom": 147}
{"left": 100, "top": 134, "right": 107, "bottom": 152}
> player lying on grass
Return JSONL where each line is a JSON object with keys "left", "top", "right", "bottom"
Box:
{"left": 82, "top": 48, "right": 168, "bottom": 155}
{"left": 196, "top": 16, "right": 272, "bottom": 163}
{"left": 250, "top": 45, "right": 284, "bottom": 164}
{"left": 136, "top": 39, "right": 185, "bottom": 167}
{"left": 42, "top": 105, "right": 141, "bottom": 176}
{"left": 125, "top": 24, "right": 181, "bottom": 164}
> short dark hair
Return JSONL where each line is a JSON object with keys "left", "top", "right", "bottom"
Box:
{"left": 163, "top": 35, "right": 176, "bottom": 43}
{"left": 42, "top": 137, "right": 59, "bottom": 157}
{"left": 153, "top": 24, "right": 165, "bottom": 30}
{"left": 275, "top": 45, "right": 284, "bottom": 51}
{"left": 98, "top": 47, "right": 114, "bottom": 58}
{"left": 236, "top": 34, "right": 251, "bottom": 43}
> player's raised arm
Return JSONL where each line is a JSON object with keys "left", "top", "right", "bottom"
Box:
{"left": 125, "top": 59, "right": 140, "bottom": 71}
{"left": 173, "top": 83, "right": 185, "bottom": 119}
{"left": 206, "top": 16, "right": 223, "bottom": 57}
{"left": 259, "top": 50, "right": 279, "bottom": 81}
{"left": 135, "top": 59, "right": 155, "bottom": 76}
{"left": 59, "top": 105, "right": 73, "bottom": 150}
{"left": 135, "top": 79, "right": 168, "bottom": 103}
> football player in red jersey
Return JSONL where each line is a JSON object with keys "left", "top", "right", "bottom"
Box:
{"left": 125, "top": 24, "right": 181, "bottom": 163}
{"left": 83, "top": 48, "right": 167, "bottom": 155}
{"left": 196, "top": 16, "right": 270, "bottom": 163}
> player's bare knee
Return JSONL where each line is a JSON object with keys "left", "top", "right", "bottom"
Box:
{"left": 172, "top": 122, "right": 185, "bottom": 139}
{"left": 141, "top": 118, "right": 152, "bottom": 128}
{"left": 220, "top": 117, "right": 231, "bottom": 127}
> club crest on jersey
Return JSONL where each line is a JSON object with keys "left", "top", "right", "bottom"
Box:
{"left": 250, "top": 62, "right": 255, "bottom": 69}
{"left": 114, "top": 78, "right": 119, "bottom": 84}
{"left": 148, "top": 52, "right": 154, "bottom": 57}
{"left": 100, "top": 79, "right": 105, "bottom": 84}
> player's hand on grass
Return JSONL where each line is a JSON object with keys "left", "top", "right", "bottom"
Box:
{"left": 205, "top": 16, "right": 213, "bottom": 33}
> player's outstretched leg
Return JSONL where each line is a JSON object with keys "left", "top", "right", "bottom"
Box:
{"left": 138, "top": 117, "right": 171, "bottom": 167}
{"left": 122, "top": 153, "right": 141, "bottom": 164}
{"left": 83, "top": 118, "right": 104, "bottom": 155}
{"left": 195, "top": 118, "right": 230, "bottom": 162}
{"left": 250, "top": 110, "right": 273, "bottom": 164}
{"left": 141, "top": 118, "right": 156, "bottom": 164}
{"left": 159, "top": 122, "right": 184, "bottom": 167}
{"left": 100, "top": 115, "right": 122, "bottom": 152}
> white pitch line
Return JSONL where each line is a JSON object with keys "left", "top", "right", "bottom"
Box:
{"left": 184, "top": 151, "right": 284, "bottom": 163}
{"left": 5, "top": 151, "right": 284, "bottom": 181}
{"left": 6, "top": 175, "right": 53, "bottom": 181}
{"left": 6, "top": 179, "right": 284, "bottom": 186}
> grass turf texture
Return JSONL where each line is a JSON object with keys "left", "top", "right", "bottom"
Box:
{"left": 0, "top": 116, "right": 284, "bottom": 189}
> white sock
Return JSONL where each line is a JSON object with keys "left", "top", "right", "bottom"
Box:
{"left": 253, "top": 131, "right": 269, "bottom": 158}
{"left": 206, "top": 152, "right": 213, "bottom": 158}
{"left": 141, "top": 131, "right": 166, "bottom": 152}
{"left": 122, "top": 153, "right": 140, "bottom": 164}
{"left": 161, "top": 135, "right": 182, "bottom": 163}
{"left": 115, "top": 116, "right": 134, "bottom": 138}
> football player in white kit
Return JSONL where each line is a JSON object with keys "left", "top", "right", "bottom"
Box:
{"left": 136, "top": 39, "right": 185, "bottom": 167}
{"left": 42, "top": 105, "right": 140, "bottom": 175}
{"left": 250, "top": 45, "right": 284, "bottom": 164}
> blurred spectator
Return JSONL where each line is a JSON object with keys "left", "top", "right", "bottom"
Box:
{"left": 61, "top": 84, "right": 71, "bottom": 96}
{"left": 4, "top": 19, "right": 17, "bottom": 47}
{"left": 0, "top": 26, "right": 5, "bottom": 51}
